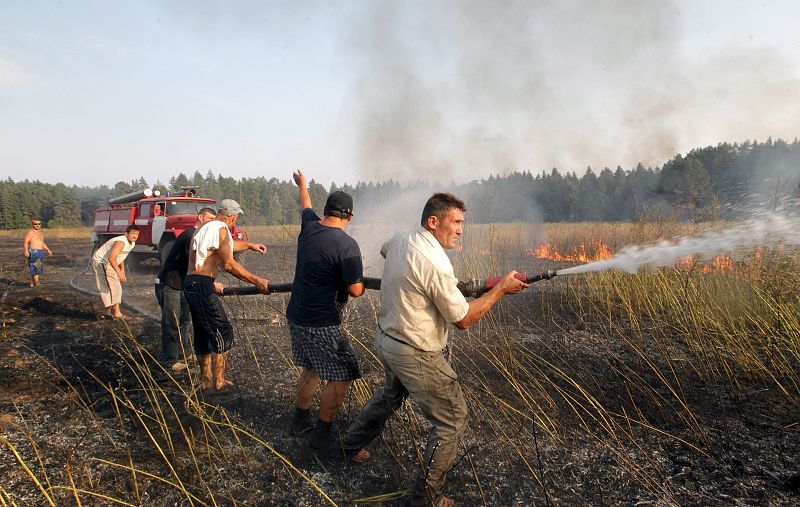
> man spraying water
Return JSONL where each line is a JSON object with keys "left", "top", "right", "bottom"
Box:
{"left": 339, "top": 193, "right": 527, "bottom": 507}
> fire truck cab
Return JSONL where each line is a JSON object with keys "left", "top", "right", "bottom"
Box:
{"left": 91, "top": 188, "right": 248, "bottom": 266}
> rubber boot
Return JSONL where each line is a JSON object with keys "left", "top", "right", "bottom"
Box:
{"left": 408, "top": 475, "right": 453, "bottom": 507}
{"left": 289, "top": 407, "right": 313, "bottom": 436}
{"left": 211, "top": 351, "right": 230, "bottom": 391}
{"left": 198, "top": 354, "right": 212, "bottom": 390}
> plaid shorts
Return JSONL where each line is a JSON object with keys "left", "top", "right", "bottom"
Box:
{"left": 288, "top": 321, "right": 361, "bottom": 381}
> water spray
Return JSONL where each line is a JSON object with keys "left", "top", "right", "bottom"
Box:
{"left": 555, "top": 213, "right": 800, "bottom": 276}
{"left": 221, "top": 270, "right": 559, "bottom": 299}
{"left": 221, "top": 213, "right": 800, "bottom": 298}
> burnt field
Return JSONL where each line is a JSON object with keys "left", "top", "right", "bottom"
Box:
{"left": 1, "top": 225, "right": 798, "bottom": 506}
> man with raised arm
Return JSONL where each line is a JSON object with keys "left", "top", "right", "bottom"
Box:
{"left": 23, "top": 218, "right": 53, "bottom": 287}
{"left": 184, "top": 199, "right": 269, "bottom": 392}
{"left": 286, "top": 170, "right": 365, "bottom": 450}
{"left": 340, "top": 193, "right": 528, "bottom": 507}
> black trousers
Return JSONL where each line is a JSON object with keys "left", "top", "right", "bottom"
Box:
{"left": 184, "top": 274, "right": 234, "bottom": 355}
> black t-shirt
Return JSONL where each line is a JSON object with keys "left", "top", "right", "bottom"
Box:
{"left": 286, "top": 208, "right": 363, "bottom": 327}
{"left": 158, "top": 226, "right": 195, "bottom": 290}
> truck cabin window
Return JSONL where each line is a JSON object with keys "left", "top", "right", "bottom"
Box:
{"left": 166, "top": 201, "right": 207, "bottom": 215}
{"left": 139, "top": 203, "right": 152, "bottom": 216}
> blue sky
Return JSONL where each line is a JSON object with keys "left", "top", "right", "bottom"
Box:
{"left": 1, "top": 1, "right": 798, "bottom": 188}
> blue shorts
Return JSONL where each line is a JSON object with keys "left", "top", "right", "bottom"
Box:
{"left": 28, "top": 249, "right": 45, "bottom": 275}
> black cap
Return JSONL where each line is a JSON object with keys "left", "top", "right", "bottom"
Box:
{"left": 324, "top": 191, "right": 354, "bottom": 218}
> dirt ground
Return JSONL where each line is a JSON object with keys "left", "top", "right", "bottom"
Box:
{"left": 1, "top": 235, "right": 798, "bottom": 506}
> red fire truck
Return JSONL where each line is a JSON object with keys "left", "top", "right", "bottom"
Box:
{"left": 91, "top": 188, "right": 248, "bottom": 266}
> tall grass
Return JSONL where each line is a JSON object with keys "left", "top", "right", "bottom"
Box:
{"left": 3, "top": 220, "right": 798, "bottom": 504}
{"left": 439, "top": 220, "right": 799, "bottom": 502}
{"left": 0, "top": 323, "right": 336, "bottom": 506}
{"left": 531, "top": 224, "right": 800, "bottom": 402}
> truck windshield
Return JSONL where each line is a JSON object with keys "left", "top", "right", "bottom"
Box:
{"left": 166, "top": 201, "right": 213, "bottom": 216}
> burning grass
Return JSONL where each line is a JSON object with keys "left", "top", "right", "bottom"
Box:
{"left": 466, "top": 221, "right": 800, "bottom": 402}
{"left": 447, "top": 220, "right": 799, "bottom": 502}
{"left": 1, "top": 220, "right": 798, "bottom": 505}
{"left": 569, "top": 249, "right": 800, "bottom": 395}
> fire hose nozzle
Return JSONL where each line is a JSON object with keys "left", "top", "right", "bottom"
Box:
{"left": 457, "top": 270, "right": 558, "bottom": 298}
{"left": 526, "top": 269, "right": 558, "bottom": 283}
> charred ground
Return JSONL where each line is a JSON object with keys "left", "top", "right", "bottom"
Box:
{"left": 0, "top": 235, "right": 798, "bottom": 506}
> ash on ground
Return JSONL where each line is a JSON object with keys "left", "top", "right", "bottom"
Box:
{"left": 1, "top": 237, "right": 797, "bottom": 505}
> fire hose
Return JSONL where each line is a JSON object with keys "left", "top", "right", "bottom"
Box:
{"left": 219, "top": 270, "right": 558, "bottom": 298}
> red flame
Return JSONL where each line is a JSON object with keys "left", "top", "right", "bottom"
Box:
{"left": 526, "top": 241, "right": 613, "bottom": 263}
{"left": 677, "top": 255, "right": 734, "bottom": 273}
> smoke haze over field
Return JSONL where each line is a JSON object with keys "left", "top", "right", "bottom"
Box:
{"left": 348, "top": 185, "right": 434, "bottom": 276}
{"left": 347, "top": 180, "right": 544, "bottom": 276}
{"left": 346, "top": 0, "right": 800, "bottom": 183}
{"left": 0, "top": 1, "right": 798, "bottom": 187}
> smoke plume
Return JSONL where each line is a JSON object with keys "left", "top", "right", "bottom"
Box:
{"left": 344, "top": 0, "right": 800, "bottom": 183}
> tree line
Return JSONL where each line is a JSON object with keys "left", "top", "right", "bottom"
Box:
{"left": 1, "top": 138, "right": 798, "bottom": 229}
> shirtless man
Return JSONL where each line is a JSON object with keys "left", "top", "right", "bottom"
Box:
{"left": 157, "top": 207, "right": 268, "bottom": 373}
{"left": 184, "top": 199, "right": 269, "bottom": 392}
{"left": 23, "top": 218, "right": 53, "bottom": 287}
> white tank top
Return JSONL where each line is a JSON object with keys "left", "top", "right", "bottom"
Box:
{"left": 92, "top": 235, "right": 135, "bottom": 265}
{"left": 191, "top": 220, "right": 234, "bottom": 270}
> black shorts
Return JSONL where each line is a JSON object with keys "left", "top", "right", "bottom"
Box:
{"left": 288, "top": 321, "right": 361, "bottom": 381}
{"left": 184, "top": 274, "right": 234, "bottom": 355}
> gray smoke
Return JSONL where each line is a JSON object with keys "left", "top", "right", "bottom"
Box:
{"left": 558, "top": 211, "right": 800, "bottom": 275}
{"left": 345, "top": 0, "right": 800, "bottom": 183}
{"left": 349, "top": 184, "right": 434, "bottom": 276}
{"left": 348, "top": 180, "right": 543, "bottom": 276}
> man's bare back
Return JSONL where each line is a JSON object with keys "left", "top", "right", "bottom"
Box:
{"left": 188, "top": 217, "right": 268, "bottom": 292}
{"left": 188, "top": 223, "right": 226, "bottom": 279}
{"left": 183, "top": 200, "right": 268, "bottom": 393}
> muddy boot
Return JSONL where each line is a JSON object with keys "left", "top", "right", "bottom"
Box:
{"left": 308, "top": 420, "right": 333, "bottom": 450}
{"left": 198, "top": 354, "right": 212, "bottom": 390}
{"left": 408, "top": 476, "right": 453, "bottom": 507}
{"left": 289, "top": 407, "right": 313, "bottom": 436}
{"left": 211, "top": 351, "right": 233, "bottom": 391}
